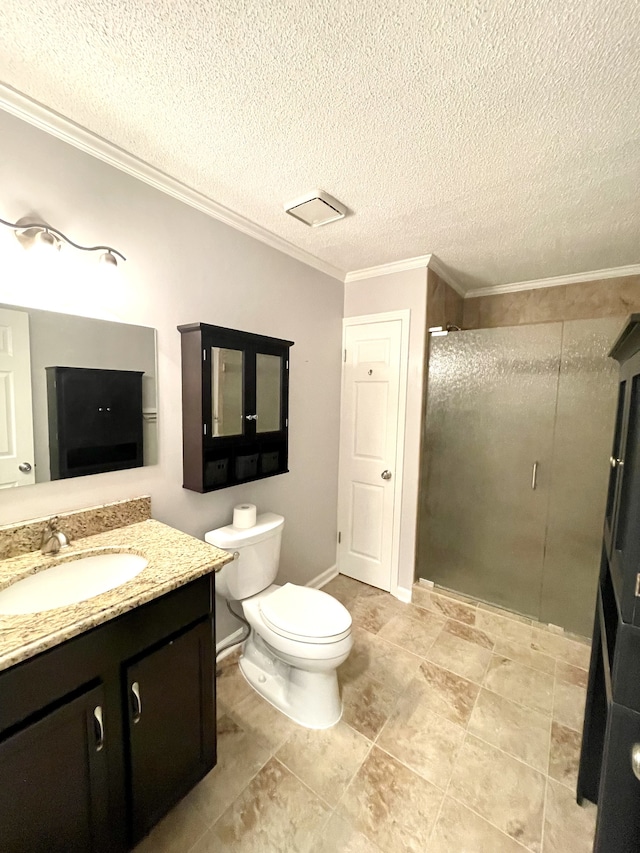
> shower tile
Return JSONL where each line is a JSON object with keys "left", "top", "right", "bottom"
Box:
{"left": 229, "top": 689, "right": 299, "bottom": 753}
{"left": 337, "top": 747, "right": 442, "bottom": 853}
{"left": 530, "top": 627, "right": 591, "bottom": 668}
{"left": 477, "top": 601, "right": 532, "bottom": 625}
{"left": 426, "top": 631, "right": 492, "bottom": 683}
{"left": 414, "top": 660, "right": 480, "bottom": 727}
{"left": 448, "top": 734, "right": 545, "bottom": 851}
{"left": 552, "top": 681, "right": 586, "bottom": 732}
{"left": 430, "top": 796, "right": 530, "bottom": 853}
{"left": 205, "top": 758, "right": 329, "bottom": 853}
{"left": 309, "top": 813, "right": 383, "bottom": 853}
{"left": 350, "top": 592, "right": 404, "bottom": 634}
{"left": 340, "top": 671, "right": 400, "bottom": 741}
{"left": 549, "top": 722, "right": 582, "bottom": 789}
{"left": 183, "top": 715, "right": 271, "bottom": 827}
{"left": 216, "top": 653, "right": 254, "bottom": 710}
{"left": 412, "top": 585, "right": 477, "bottom": 624}
{"left": 555, "top": 660, "right": 588, "bottom": 688}
{"left": 276, "top": 720, "right": 371, "bottom": 807}
{"left": 475, "top": 611, "right": 533, "bottom": 646}
{"left": 482, "top": 656, "right": 554, "bottom": 715}
{"left": 467, "top": 688, "right": 551, "bottom": 772}
{"left": 543, "top": 778, "right": 597, "bottom": 853}
{"left": 493, "top": 638, "right": 556, "bottom": 675}
{"left": 443, "top": 618, "right": 494, "bottom": 650}
{"left": 377, "top": 679, "right": 465, "bottom": 787}
{"left": 378, "top": 607, "right": 445, "bottom": 657}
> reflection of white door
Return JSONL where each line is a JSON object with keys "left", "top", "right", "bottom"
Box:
{"left": 0, "top": 308, "right": 35, "bottom": 488}
{"left": 337, "top": 315, "right": 407, "bottom": 591}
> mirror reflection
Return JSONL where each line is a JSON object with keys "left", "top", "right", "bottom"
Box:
{"left": 0, "top": 303, "right": 157, "bottom": 488}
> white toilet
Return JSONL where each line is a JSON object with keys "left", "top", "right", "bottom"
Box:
{"left": 206, "top": 512, "right": 352, "bottom": 729}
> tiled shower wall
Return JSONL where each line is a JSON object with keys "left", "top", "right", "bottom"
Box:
{"left": 463, "top": 273, "right": 640, "bottom": 329}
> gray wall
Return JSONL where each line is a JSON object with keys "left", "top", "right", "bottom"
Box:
{"left": 0, "top": 109, "right": 344, "bottom": 642}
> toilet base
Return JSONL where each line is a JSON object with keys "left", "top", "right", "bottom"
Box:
{"left": 238, "top": 633, "right": 343, "bottom": 729}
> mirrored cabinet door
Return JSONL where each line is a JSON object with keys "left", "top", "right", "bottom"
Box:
{"left": 179, "top": 322, "right": 293, "bottom": 493}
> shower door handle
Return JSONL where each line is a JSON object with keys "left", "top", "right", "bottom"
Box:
{"left": 531, "top": 461, "right": 538, "bottom": 490}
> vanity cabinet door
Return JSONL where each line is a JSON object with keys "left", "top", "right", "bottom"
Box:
{"left": 0, "top": 683, "right": 109, "bottom": 853}
{"left": 125, "top": 619, "right": 215, "bottom": 845}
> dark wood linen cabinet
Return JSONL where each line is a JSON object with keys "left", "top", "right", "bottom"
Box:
{"left": 578, "top": 315, "right": 640, "bottom": 850}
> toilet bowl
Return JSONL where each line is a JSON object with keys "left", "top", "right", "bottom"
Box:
{"left": 206, "top": 513, "right": 352, "bottom": 729}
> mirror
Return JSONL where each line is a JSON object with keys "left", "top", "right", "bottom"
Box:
{"left": 0, "top": 303, "right": 157, "bottom": 488}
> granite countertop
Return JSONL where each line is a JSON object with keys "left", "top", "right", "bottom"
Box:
{"left": 0, "top": 519, "right": 232, "bottom": 672}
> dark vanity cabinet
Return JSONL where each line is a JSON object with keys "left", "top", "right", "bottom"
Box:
{"left": 578, "top": 315, "right": 640, "bottom": 851}
{"left": 0, "top": 575, "right": 215, "bottom": 852}
{"left": 178, "top": 322, "right": 293, "bottom": 492}
{"left": 47, "top": 366, "right": 144, "bottom": 480}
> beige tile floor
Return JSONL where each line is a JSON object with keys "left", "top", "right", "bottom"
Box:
{"left": 135, "top": 576, "right": 597, "bottom": 853}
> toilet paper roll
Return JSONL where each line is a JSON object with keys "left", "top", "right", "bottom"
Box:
{"left": 233, "top": 503, "right": 257, "bottom": 529}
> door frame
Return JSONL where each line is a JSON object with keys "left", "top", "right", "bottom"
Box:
{"left": 338, "top": 310, "right": 410, "bottom": 600}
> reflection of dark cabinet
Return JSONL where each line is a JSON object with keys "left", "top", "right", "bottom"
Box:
{"left": 178, "top": 323, "right": 293, "bottom": 492}
{"left": 0, "top": 575, "right": 215, "bottom": 852}
{"left": 0, "top": 684, "right": 109, "bottom": 853}
{"left": 578, "top": 315, "right": 640, "bottom": 851}
{"left": 46, "top": 367, "right": 143, "bottom": 480}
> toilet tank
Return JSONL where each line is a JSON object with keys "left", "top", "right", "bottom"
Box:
{"left": 205, "top": 513, "right": 284, "bottom": 601}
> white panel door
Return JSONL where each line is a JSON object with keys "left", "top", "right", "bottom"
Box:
{"left": 0, "top": 307, "right": 35, "bottom": 488}
{"left": 337, "top": 319, "right": 403, "bottom": 590}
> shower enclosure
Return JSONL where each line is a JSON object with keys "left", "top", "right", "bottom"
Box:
{"left": 417, "top": 318, "right": 622, "bottom": 636}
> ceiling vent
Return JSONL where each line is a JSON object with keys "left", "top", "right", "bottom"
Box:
{"left": 284, "top": 190, "right": 347, "bottom": 227}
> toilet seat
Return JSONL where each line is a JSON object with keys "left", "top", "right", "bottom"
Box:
{"left": 259, "top": 583, "right": 352, "bottom": 644}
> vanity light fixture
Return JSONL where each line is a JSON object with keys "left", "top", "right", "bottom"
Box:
{"left": 0, "top": 214, "right": 126, "bottom": 267}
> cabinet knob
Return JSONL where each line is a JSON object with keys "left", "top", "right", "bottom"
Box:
{"left": 245, "top": 414, "right": 258, "bottom": 421}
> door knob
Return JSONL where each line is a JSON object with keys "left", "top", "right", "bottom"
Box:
{"left": 18, "top": 462, "right": 32, "bottom": 473}
{"left": 381, "top": 470, "right": 392, "bottom": 480}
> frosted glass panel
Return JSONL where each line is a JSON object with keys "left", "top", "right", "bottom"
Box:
{"left": 539, "top": 318, "right": 620, "bottom": 635}
{"left": 212, "top": 347, "right": 243, "bottom": 437}
{"left": 418, "top": 324, "right": 562, "bottom": 617}
{"left": 256, "top": 353, "right": 281, "bottom": 433}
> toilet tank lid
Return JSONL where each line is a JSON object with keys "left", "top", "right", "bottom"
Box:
{"left": 205, "top": 512, "right": 284, "bottom": 549}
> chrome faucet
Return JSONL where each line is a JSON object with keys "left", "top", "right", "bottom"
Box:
{"left": 40, "top": 517, "right": 72, "bottom": 555}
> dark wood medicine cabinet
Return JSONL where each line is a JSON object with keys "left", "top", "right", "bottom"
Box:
{"left": 178, "top": 323, "right": 294, "bottom": 492}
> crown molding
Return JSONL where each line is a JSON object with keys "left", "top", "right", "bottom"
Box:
{"left": 426, "top": 254, "right": 466, "bottom": 297}
{"left": 344, "top": 254, "right": 432, "bottom": 283}
{"left": 0, "top": 83, "right": 345, "bottom": 282}
{"left": 465, "top": 264, "right": 640, "bottom": 299}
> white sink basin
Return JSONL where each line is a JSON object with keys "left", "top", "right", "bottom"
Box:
{"left": 0, "top": 552, "right": 148, "bottom": 614}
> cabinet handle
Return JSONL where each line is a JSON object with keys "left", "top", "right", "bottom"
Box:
{"left": 131, "top": 681, "right": 142, "bottom": 724}
{"left": 632, "top": 744, "right": 640, "bottom": 781}
{"left": 531, "top": 461, "right": 538, "bottom": 490}
{"left": 94, "top": 705, "right": 105, "bottom": 752}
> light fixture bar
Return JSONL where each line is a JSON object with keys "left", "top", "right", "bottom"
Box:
{"left": 0, "top": 215, "right": 126, "bottom": 262}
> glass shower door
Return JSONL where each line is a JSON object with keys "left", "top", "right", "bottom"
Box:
{"left": 539, "top": 318, "right": 620, "bottom": 635}
{"left": 417, "top": 324, "right": 563, "bottom": 617}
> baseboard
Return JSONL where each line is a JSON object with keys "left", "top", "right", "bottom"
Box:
{"left": 306, "top": 564, "right": 338, "bottom": 589}
{"left": 215, "top": 627, "right": 245, "bottom": 661}
{"left": 393, "top": 585, "right": 413, "bottom": 604}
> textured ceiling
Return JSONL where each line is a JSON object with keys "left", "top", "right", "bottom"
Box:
{"left": 1, "top": 0, "right": 639, "bottom": 290}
